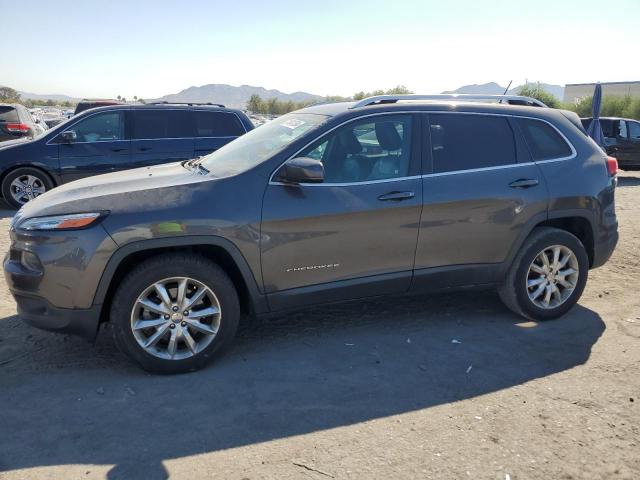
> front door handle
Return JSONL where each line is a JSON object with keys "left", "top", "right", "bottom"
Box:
{"left": 111, "top": 148, "right": 127, "bottom": 152}
{"left": 509, "top": 179, "right": 539, "bottom": 189}
{"left": 138, "top": 147, "right": 152, "bottom": 152}
{"left": 378, "top": 191, "right": 415, "bottom": 201}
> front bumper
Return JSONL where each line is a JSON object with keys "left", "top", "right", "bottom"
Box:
{"left": 12, "top": 292, "right": 101, "bottom": 340}
{"left": 3, "top": 224, "right": 118, "bottom": 339}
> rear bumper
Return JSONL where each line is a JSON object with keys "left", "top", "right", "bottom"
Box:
{"left": 12, "top": 292, "right": 101, "bottom": 341}
{"left": 592, "top": 226, "right": 618, "bottom": 269}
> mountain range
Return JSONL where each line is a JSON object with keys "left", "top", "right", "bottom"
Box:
{"left": 8, "top": 81, "right": 565, "bottom": 106}
{"left": 149, "top": 84, "right": 323, "bottom": 108}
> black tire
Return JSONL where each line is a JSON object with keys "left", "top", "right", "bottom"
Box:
{"left": 1, "top": 167, "right": 54, "bottom": 209}
{"left": 110, "top": 254, "right": 240, "bottom": 374}
{"left": 498, "top": 227, "right": 589, "bottom": 321}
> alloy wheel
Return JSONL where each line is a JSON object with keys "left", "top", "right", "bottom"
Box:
{"left": 526, "top": 245, "right": 579, "bottom": 309}
{"left": 130, "top": 276, "right": 221, "bottom": 360}
{"left": 9, "top": 175, "right": 46, "bottom": 205}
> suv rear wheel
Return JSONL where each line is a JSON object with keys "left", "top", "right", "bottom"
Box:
{"left": 1, "top": 167, "right": 53, "bottom": 209}
{"left": 110, "top": 254, "right": 240, "bottom": 374}
{"left": 498, "top": 227, "right": 589, "bottom": 321}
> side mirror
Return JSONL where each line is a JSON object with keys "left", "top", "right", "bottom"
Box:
{"left": 59, "top": 130, "right": 77, "bottom": 144}
{"left": 275, "top": 157, "right": 324, "bottom": 184}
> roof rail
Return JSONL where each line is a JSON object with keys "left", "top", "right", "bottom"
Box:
{"left": 350, "top": 94, "right": 548, "bottom": 109}
{"left": 147, "top": 101, "right": 226, "bottom": 108}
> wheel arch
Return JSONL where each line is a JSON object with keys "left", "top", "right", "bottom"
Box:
{"left": 501, "top": 210, "right": 596, "bottom": 279}
{"left": 94, "top": 236, "right": 269, "bottom": 325}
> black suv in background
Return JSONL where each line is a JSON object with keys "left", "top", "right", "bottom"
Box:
{"left": 0, "top": 103, "right": 253, "bottom": 208}
{"left": 4, "top": 95, "right": 618, "bottom": 373}
{"left": 73, "top": 99, "right": 124, "bottom": 115}
{"left": 0, "top": 103, "right": 42, "bottom": 142}
{"left": 581, "top": 117, "right": 640, "bottom": 169}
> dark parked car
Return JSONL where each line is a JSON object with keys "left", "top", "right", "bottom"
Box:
{"left": 4, "top": 94, "right": 618, "bottom": 373}
{"left": 0, "top": 103, "right": 254, "bottom": 208}
{"left": 73, "top": 99, "right": 124, "bottom": 115}
{"left": 0, "top": 103, "right": 41, "bottom": 142}
{"left": 581, "top": 117, "right": 640, "bottom": 169}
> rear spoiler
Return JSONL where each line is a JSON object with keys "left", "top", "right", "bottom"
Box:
{"left": 559, "top": 110, "right": 587, "bottom": 134}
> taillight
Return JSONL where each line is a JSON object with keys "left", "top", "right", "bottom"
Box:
{"left": 606, "top": 156, "right": 618, "bottom": 177}
{"left": 4, "top": 123, "right": 30, "bottom": 133}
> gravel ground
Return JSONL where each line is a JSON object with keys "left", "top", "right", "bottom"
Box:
{"left": 0, "top": 173, "right": 639, "bottom": 480}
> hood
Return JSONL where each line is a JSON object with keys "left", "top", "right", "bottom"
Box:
{"left": 0, "top": 137, "right": 33, "bottom": 150}
{"left": 17, "top": 162, "right": 221, "bottom": 220}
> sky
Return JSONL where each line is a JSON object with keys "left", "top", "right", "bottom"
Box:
{"left": 1, "top": 0, "right": 639, "bottom": 99}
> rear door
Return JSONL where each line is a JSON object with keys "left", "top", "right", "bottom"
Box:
{"left": 625, "top": 120, "right": 640, "bottom": 166}
{"left": 193, "top": 110, "right": 247, "bottom": 156}
{"left": 414, "top": 113, "right": 549, "bottom": 287}
{"left": 604, "top": 119, "right": 632, "bottom": 164}
{"left": 57, "top": 109, "right": 131, "bottom": 182}
{"left": 131, "top": 109, "right": 195, "bottom": 167}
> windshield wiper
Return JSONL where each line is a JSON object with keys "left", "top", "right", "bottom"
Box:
{"left": 182, "top": 156, "right": 204, "bottom": 171}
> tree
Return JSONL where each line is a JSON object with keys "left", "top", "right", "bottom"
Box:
{"left": 116, "top": 95, "right": 122, "bottom": 101}
{"left": 0, "top": 86, "right": 20, "bottom": 102}
{"left": 134, "top": 95, "right": 138, "bottom": 102}
{"left": 516, "top": 83, "right": 560, "bottom": 108}
{"left": 246, "top": 94, "right": 265, "bottom": 113}
{"left": 266, "top": 97, "right": 280, "bottom": 115}
{"left": 565, "top": 94, "right": 640, "bottom": 120}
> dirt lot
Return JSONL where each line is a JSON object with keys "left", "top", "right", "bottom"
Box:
{"left": 1, "top": 174, "right": 639, "bottom": 480}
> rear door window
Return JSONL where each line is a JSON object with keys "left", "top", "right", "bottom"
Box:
{"left": 193, "top": 111, "right": 245, "bottom": 137}
{"left": 517, "top": 118, "right": 573, "bottom": 161}
{"left": 615, "top": 120, "right": 628, "bottom": 140}
{"left": 629, "top": 121, "right": 640, "bottom": 141}
{"left": 0, "top": 106, "right": 19, "bottom": 122}
{"left": 133, "top": 110, "right": 192, "bottom": 139}
{"left": 429, "top": 114, "right": 516, "bottom": 173}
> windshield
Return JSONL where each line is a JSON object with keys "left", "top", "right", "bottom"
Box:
{"left": 201, "top": 113, "right": 329, "bottom": 176}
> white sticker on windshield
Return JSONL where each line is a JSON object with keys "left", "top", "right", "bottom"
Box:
{"left": 281, "top": 118, "right": 306, "bottom": 130}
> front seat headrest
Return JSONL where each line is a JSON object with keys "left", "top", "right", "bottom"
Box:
{"left": 375, "top": 122, "right": 402, "bottom": 151}
{"left": 337, "top": 130, "right": 363, "bottom": 155}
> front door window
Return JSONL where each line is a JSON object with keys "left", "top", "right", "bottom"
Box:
{"left": 300, "top": 115, "right": 413, "bottom": 183}
{"left": 67, "top": 111, "right": 125, "bottom": 142}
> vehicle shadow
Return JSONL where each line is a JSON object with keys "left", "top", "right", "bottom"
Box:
{"left": 0, "top": 290, "right": 605, "bottom": 479}
{"left": 617, "top": 174, "right": 640, "bottom": 187}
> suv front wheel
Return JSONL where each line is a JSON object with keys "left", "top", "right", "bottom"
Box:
{"left": 1, "top": 167, "right": 53, "bottom": 209}
{"left": 498, "top": 227, "right": 589, "bottom": 321}
{"left": 110, "top": 254, "right": 240, "bottom": 373}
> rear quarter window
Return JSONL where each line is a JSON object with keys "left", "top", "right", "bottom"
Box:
{"left": 517, "top": 118, "right": 573, "bottom": 161}
{"left": 193, "top": 111, "right": 245, "bottom": 137}
{"left": 0, "top": 106, "right": 19, "bottom": 122}
{"left": 429, "top": 114, "right": 516, "bottom": 173}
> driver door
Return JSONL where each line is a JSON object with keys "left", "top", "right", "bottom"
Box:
{"left": 57, "top": 110, "right": 130, "bottom": 183}
{"left": 260, "top": 114, "right": 423, "bottom": 310}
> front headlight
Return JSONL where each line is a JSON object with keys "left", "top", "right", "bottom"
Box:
{"left": 19, "top": 212, "right": 107, "bottom": 231}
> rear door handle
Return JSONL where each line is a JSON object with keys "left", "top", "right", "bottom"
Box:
{"left": 138, "top": 147, "right": 152, "bottom": 152}
{"left": 509, "top": 179, "right": 539, "bottom": 189}
{"left": 378, "top": 191, "right": 415, "bottom": 201}
{"left": 111, "top": 148, "right": 127, "bottom": 152}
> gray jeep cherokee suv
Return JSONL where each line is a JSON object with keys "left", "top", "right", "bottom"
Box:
{"left": 4, "top": 95, "right": 619, "bottom": 373}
